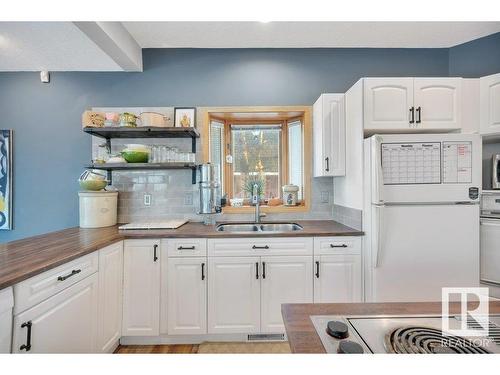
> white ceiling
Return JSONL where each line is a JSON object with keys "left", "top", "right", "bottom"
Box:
{"left": 123, "top": 21, "right": 500, "bottom": 49}
{"left": 0, "top": 22, "right": 500, "bottom": 71}
{"left": 0, "top": 22, "right": 122, "bottom": 71}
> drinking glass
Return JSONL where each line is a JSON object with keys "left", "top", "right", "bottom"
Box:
{"left": 160, "top": 146, "right": 168, "bottom": 163}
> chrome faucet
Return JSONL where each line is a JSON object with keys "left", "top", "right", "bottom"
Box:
{"left": 252, "top": 183, "right": 265, "bottom": 223}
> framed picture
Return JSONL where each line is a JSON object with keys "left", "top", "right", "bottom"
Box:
{"left": 174, "top": 107, "right": 196, "bottom": 128}
{"left": 0, "top": 130, "right": 13, "bottom": 230}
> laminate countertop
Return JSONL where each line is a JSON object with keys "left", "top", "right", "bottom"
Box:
{"left": 281, "top": 301, "right": 500, "bottom": 353}
{"left": 0, "top": 220, "right": 362, "bottom": 290}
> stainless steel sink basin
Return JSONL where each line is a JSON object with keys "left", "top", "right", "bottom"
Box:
{"left": 215, "top": 223, "right": 260, "bottom": 232}
{"left": 260, "top": 223, "right": 303, "bottom": 232}
{"left": 215, "top": 222, "right": 303, "bottom": 233}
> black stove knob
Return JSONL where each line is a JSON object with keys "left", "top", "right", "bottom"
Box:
{"left": 326, "top": 321, "right": 349, "bottom": 339}
{"left": 337, "top": 340, "right": 364, "bottom": 354}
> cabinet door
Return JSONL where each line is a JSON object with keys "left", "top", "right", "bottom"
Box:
{"left": 414, "top": 78, "right": 462, "bottom": 130}
{"left": 260, "top": 256, "right": 313, "bottom": 333}
{"left": 363, "top": 78, "right": 414, "bottom": 131}
{"left": 167, "top": 257, "right": 207, "bottom": 335}
{"left": 97, "top": 242, "right": 123, "bottom": 353}
{"left": 12, "top": 273, "right": 98, "bottom": 353}
{"left": 313, "top": 255, "right": 362, "bottom": 303}
{"left": 122, "top": 240, "right": 160, "bottom": 337}
{"left": 313, "top": 94, "right": 345, "bottom": 177}
{"left": 208, "top": 257, "right": 260, "bottom": 334}
{"left": 480, "top": 73, "right": 500, "bottom": 135}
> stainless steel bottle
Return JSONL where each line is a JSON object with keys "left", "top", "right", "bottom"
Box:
{"left": 198, "top": 163, "right": 221, "bottom": 216}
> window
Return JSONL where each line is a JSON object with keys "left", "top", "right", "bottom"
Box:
{"left": 209, "top": 120, "right": 224, "bottom": 187}
{"left": 287, "top": 120, "right": 303, "bottom": 200}
{"left": 203, "top": 107, "right": 311, "bottom": 212}
{"left": 231, "top": 124, "right": 282, "bottom": 200}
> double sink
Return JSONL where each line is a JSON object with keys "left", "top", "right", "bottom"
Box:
{"left": 216, "top": 222, "right": 303, "bottom": 234}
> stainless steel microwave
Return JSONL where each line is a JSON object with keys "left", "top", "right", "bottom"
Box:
{"left": 494, "top": 154, "right": 500, "bottom": 190}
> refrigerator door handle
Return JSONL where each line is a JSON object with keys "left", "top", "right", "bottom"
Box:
{"left": 373, "top": 205, "right": 384, "bottom": 268}
{"left": 371, "top": 136, "right": 384, "bottom": 204}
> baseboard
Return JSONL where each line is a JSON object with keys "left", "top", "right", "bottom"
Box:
{"left": 120, "top": 333, "right": 287, "bottom": 345}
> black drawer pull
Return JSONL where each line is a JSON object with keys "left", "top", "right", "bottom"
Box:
{"left": 262, "top": 262, "right": 266, "bottom": 279}
{"left": 57, "top": 269, "right": 81, "bottom": 281}
{"left": 252, "top": 245, "right": 269, "bottom": 250}
{"left": 416, "top": 106, "right": 422, "bottom": 124}
{"left": 255, "top": 262, "right": 259, "bottom": 279}
{"left": 20, "top": 321, "right": 32, "bottom": 351}
{"left": 325, "top": 157, "right": 330, "bottom": 172}
{"left": 330, "top": 244, "right": 348, "bottom": 248}
{"left": 177, "top": 246, "right": 196, "bottom": 250}
{"left": 201, "top": 263, "right": 206, "bottom": 281}
{"left": 153, "top": 244, "right": 158, "bottom": 262}
{"left": 315, "top": 261, "right": 320, "bottom": 278}
{"left": 409, "top": 107, "right": 415, "bottom": 124}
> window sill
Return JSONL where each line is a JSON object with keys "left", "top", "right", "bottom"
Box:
{"left": 222, "top": 203, "right": 308, "bottom": 214}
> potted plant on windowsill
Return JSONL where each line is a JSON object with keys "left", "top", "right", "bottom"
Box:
{"left": 242, "top": 174, "right": 265, "bottom": 206}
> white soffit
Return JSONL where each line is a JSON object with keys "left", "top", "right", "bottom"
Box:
{"left": 123, "top": 21, "right": 500, "bottom": 49}
{"left": 0, "top": 22, "right": 142, "bottom": 72}
{"left": 0, "top": 22, "right": 122, "bottom": 71}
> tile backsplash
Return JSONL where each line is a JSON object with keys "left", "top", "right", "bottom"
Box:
{"left": 331, "top": 204, "right": 362, "bottom": 230}
{"left": 91, "top": 107, "right": 334, "bottom": 224}
{"left": 111, "top": 169, "right": 333, "bottom": 223}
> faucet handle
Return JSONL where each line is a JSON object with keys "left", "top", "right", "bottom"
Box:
{"left": 252, "top": 183, "right": 259, "bottom": 204}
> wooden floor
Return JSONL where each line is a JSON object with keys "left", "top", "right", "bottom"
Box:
{"left": 115, "top": 342, "right": 291, "bottom": 354}
{"left": 115, "top": 344, "right": 199, "bottom": 354}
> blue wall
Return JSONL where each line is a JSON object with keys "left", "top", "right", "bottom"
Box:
{"left": 449, "top": 32, "right": 500, "bottom": 77}
{"left": 0, "top": 37, "right": 499, "bottom": 242}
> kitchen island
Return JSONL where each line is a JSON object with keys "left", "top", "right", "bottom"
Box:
{"left": 281, "top": 301, "right": 500, "bottom": 353}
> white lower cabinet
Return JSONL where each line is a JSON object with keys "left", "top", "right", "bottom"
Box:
{"left": 313, "top": 255, "right": 362, "bottom": 303}
{"left": 0, "top": 287, "right": 13, "bottom": 353}
{"left": 122, "top": 240, "right": 161, "bottom": 337}
{"left": 260, "top": 256, "right": 313, "bottom": 333}
{"left": 12, "top": 273, "right": 99, "bottom": 353}
{"left": 208, "top": 256, "right": 261, "bottom": 334}
{"left": 97, "top": 242, "right": 123, "bottom": 353}
{"left": 167, "top": 257, "right": 207, "bottom": 335}
{"left": 7, "top": 235, "right": 363, "bottom": 350}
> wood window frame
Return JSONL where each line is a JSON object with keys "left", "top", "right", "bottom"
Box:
{"left": 199, "top": 106, "right": 312, "bottom": 214}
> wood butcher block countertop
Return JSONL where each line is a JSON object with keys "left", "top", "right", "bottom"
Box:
{"left": 0, "top": 220, "right": 362, "bottom": 290}
{"left": 282, "top": 301, "right": 500, "bottom": 353}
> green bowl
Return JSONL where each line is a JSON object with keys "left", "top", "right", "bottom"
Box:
{"left": 121, "top": 150, "right": 149, "bottom": 163}
{"left": 79, "top": 179, "right": 108, "bottom": 191}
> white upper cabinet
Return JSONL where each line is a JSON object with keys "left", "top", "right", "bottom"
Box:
{"left": 364, "top": 78, "right": 414, "bottom": 131}
{"left": 313, "top": 93, "right": 346, "bottom": 177}
{"left": 480, "top": 73, "right": 500, "bottom": 136}
{"left": 260, "top": 256, "right": 313, "bottom": 333}
{"left": 363, "top": 77, "right": 463, "bottom": 133}
{"left": 413, "top": 78, "right": 462, "bottom": 130}
{"left": 122, "top": 240, "right": 160, "bottom": 337}
{"left": 97, "top": 242, "right": 123, "bottom": 353}
{"left": 167, "top": 257, "right": 207, "bottom": 335}
{"left": 208, "top": 256, "right": 261, "bottom": 334}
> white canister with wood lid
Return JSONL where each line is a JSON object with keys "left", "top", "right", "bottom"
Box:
{"left": 79, "top": 191, "right": 118, "bottom": 228}
{"left": 282, "top": 184, "right": 299, "bottom": 206}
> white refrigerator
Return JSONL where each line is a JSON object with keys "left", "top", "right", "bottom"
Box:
{"left": 363, "top": 133, "right": 482, "bottom": 302}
